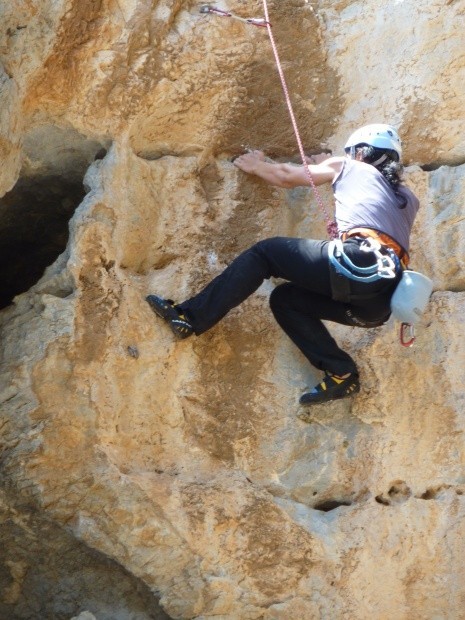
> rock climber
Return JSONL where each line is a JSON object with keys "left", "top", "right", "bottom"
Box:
{"left": 146, "top": 124, "right": 419, "bottom": 405}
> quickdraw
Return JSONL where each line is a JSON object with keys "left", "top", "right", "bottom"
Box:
{"left": 199, "top": 5, "right": 270, "bottom": 27}
{"left": 400, "top": 322, "right": 415, "bottom": 347}
{"left": 200, "top": 1, "right": 338, "bottom": 239}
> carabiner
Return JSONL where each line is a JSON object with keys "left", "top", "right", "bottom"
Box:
{"left": 246, "top": 18, "right": 270, "bottom": 27}
{"left": 200, "top": 5, "right": 231, "bottom": 16}
{"left": 199, "top": 5, "right": 271, "bottom": 27}
{"left": 400, "top": 322, "right": 415, "bottom": 347}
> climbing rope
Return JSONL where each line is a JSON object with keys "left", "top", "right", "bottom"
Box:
{"left": 260, "top": 0, "right": 337, "bottom": 238}
{"left": 200, "top": 3, "right": 338, "bottom": 239}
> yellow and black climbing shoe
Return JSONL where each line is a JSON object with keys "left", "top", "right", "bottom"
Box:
{"left": 146, "top": 295, "right": 194, "bottom": 340}
{"left": 299, "top": 372, "right": 360, "bottom": 406}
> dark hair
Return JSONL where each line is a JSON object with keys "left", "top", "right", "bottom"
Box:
{"left": 356, "top": 145, "right": 407, "bottom": 208}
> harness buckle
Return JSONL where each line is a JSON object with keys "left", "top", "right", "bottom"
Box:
{"left": 360, "top": 237, "right": 381, "bottom": 253}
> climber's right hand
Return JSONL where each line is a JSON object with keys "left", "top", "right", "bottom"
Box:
{"left": 233, "top": 150, "right": 266, "bottom": 174}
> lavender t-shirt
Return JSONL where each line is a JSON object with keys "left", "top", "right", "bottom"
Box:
{"left": 333, "top": 159, "right": 419, "bottom": 252}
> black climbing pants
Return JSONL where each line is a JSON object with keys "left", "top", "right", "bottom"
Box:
{"left": 178, "top": 237, "right": 400, "bottom": 375}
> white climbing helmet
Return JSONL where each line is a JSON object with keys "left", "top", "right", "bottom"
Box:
{"left": 345, "top": 124, "right": 402, "bottom": 161}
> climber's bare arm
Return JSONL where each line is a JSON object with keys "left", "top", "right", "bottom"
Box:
{"left": 233, "top": 150, "right": 345, "bottom": 188}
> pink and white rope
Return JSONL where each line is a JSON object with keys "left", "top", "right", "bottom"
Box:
{"left": 261, "top": 0, "right": 337, "bottom": 238}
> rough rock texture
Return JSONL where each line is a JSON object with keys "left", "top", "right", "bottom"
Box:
{"left": 1, "top": 1, "right": 465, "bottom": 618}
{"left": 0, "top": 489, "right": 170, "bottom": 619}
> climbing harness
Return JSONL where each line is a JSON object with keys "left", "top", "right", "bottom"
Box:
{"left": 328, "top": 238, "right": 397, "bottom": 283}
{"left": 200, "top": 1, "right": 337, "bottom": 238}
{"left": 341, "top": 227, "right": 409, "bottom": 268}
{"left": 327, "top": 237, "right": 398, "bottom": 304}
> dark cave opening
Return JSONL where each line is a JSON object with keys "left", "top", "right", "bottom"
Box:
{"left": 0, "top": 175, "right": 86, "bottom": 309}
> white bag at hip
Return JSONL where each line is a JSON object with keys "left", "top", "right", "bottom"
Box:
{"left": 390, "top": 270, "right": 433, "bottom": 324}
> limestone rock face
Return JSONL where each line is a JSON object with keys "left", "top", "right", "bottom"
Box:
{"left": 0, "top": 489, "right": 170, "bottom": 619}
{"left": 1, "top": 1, "right": 465, "bottom": 619}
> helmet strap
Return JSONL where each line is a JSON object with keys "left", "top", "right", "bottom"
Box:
{"left": 371, "top": 153, "right": 388, "bottom": 167}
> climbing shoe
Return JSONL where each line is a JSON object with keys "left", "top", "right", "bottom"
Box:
{"left": 299, "top": 372, "right": 360, "bottom": 406}
{"left": 146, "top": 295, "right": 194, "bottom": 339}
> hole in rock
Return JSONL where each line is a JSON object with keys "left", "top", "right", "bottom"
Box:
{"left": 0, "top": 175, "right": 86, "bottom": 309}
{"left": 0, "top": 495, "right": 172, "bottom": 620}
{"left": 388, "top": 483, "right": 410, "bottom": 498}
{"left": 313, "top": 499, "right": 352, "bottom": 512}
{"left": 419, "top": 484, "right": 451, "bottom": 500}
{"left": 0, "top": 124, "right": 107, "bottom": 309}
{"left": 375, "top": 480, "right": 411, "bottom": 506}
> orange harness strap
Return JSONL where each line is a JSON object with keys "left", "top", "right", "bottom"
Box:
{"left": 341, "top": 227, "right": 409, "bottom": 268}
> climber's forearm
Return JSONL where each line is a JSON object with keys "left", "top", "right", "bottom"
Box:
{"left": 234, "top": 152, "right": 343, "bottom": 188}
{"left": 247, "top": 161, "right": 308, "bottom": 188}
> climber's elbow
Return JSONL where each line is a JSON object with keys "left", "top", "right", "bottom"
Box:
{"left": 272, "top": 164, "right": 306, "bottom": 189}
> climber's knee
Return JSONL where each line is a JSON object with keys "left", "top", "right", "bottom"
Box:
{"left": 253, "top": 236, "right": 284, "bottom": 255}
{"left": 269, "top": 282, "right": 293, "bottom": 314}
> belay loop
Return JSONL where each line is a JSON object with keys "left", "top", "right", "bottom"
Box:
{"left": 199, "top": 1, "right": 337, "bottom": 239}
